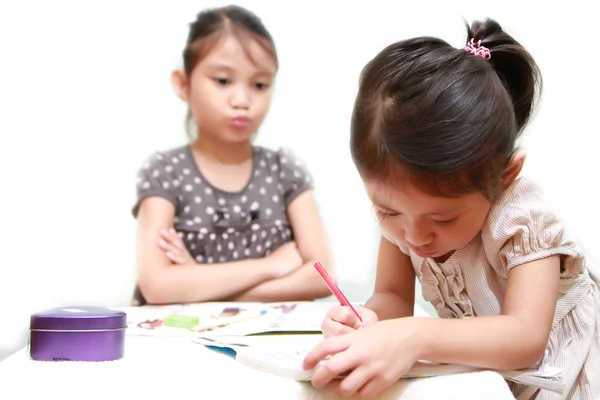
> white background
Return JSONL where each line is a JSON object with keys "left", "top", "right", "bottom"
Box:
{"left": 1, "top": 0, "right": 598, "bottom": 360}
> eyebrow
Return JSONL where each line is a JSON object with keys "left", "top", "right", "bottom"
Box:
{"left": 372, "top": 200, "right": 464, "bottom": 216}
{"left": 426, "top": 208, "right": 464, "bottom": 217}
{"left": 205, "top": 63, "right": 234, "bottom": 72}
{"left": 372, "top": 201, "right": 399, "bottom": 213}
{"left": 205, "top": 63, "right": 275, "bottom": 77}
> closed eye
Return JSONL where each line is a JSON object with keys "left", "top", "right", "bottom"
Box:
{"left": 432, "top": 217, "right": 458, "bottom": 227}
{"left": 375, "top": 209, "right": 401, "bottom": 220}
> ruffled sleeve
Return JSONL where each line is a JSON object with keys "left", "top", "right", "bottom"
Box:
{"left": 132, "top": 151, "right": 180, "bottom": 217}
{"left": 275, "top": 147, "right": 314, "bottom": 206}
{"left": 481, "top": 177, "right": 582, "bottom": 277}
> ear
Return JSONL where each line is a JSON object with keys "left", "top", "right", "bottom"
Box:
{"left": 170, "top": 69, "right": 190, "bottom": 102}
{"left": 500, "top": 149, "right": 527, "bottom": 190}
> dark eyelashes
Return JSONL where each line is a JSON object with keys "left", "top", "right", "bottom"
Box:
{"left": 375, "top": 209, "right": 399, "bottom": 220}
{"left": 432, "top": 218, "right": 458, "bottom": 227}
{"left": 213, "top": 78, "right": 270, "bottom": 89}
{"left": 376, "top": 209, "right": 459, "bottom": 227}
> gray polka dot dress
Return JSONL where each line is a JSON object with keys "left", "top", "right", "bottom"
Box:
{"left": 131, "top": 145, "right": 313, "bottom": 305}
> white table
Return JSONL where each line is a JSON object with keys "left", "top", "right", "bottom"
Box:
{"left": 0, "top": 333, "right": 515, "bottom": 399}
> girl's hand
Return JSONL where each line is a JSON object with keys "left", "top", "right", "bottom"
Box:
{"left": 158, "top": 228, "right": 196, "bottom": 265}
{"left": 321, "top": 306, "right": 379, "bottom": 338}
{"left": 303, "top": 318, "right": 422, "bottom": 398}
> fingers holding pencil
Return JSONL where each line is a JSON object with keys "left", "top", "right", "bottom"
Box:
{"left": 313, "top": 261, "right": 379, "bottom": 338}
{"left": 321, "top": 305, "right": 379, "bottom": 338}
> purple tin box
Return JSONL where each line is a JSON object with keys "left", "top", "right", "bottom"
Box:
{"left": 29, "top": 306, "right": 127, "bottom": 362}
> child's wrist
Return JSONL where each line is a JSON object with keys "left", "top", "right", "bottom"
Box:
{"left": 410, "top": 317, "right": 435, "bottom": 360}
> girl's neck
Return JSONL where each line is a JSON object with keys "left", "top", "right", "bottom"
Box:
{"left": 190, "top": 134, "right": 252, "bottom": 165}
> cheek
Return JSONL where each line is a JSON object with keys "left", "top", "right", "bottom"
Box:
{"left": 254, "top": 92, "right": 272, "bottom": 113}
{"left": 444, "top": 211, "right": 489, "bottom": 246}
{"left": 469, "top": 201, "right": 491, "bottom": 231}
{"left": 190, "top": 77, "right": 222, "bottom": 101}
{"left": 379, "top": 220, "right": 405, "bottom": 244}
{"left": 190, "top": 91, "right": 223, "bottom": 120}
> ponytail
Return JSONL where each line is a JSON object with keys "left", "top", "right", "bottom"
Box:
{"left": 466, "top": 18, "right": 542, "bottom": 132}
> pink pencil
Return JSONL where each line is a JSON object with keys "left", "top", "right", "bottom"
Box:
{"left": 313, "top": 261, "right": 363, "bottom": 323}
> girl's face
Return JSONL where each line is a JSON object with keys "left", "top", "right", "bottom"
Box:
{"left": 364, "top": 179, "right": 491, "bottom": 262}
{"left": 179, "top": 34, "right": 277, "bottom": 144}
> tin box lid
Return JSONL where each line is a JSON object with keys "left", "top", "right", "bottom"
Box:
{"left": 30, "top": 306, "right": 127, "bottom": 331}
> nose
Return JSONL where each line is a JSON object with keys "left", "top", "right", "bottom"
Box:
{"left": 404, "top": 220, "right": 433, "bottom": 247}
{"left": 230, "top": 84, "right": 250, "bottom": 109}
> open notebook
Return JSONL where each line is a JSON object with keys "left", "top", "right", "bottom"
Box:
{"left": 113, "top": 301, "right": 331, "bottom": 337}
{"left": 115, "top": 301, "right": 435, "bottom": 338}
{"left": 193, "top": 335, "right": 566, "bottom": 395}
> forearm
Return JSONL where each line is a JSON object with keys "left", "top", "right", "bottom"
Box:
{"left": 140, "top": 259, "right": 274, "bottom": 304}
{"left": 414, "top": 315, "right": 549, "bottom": 370}
{"left": 365, "top": 291, "right": 414, "bottom": 320}
{"left": 230, "top": 262, "right": 331, "bottom": 302}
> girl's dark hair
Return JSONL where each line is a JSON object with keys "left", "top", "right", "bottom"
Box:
{"left": 350, "top": 18, "right": 542, "bottom": 199}
{"left": 182, "top": 5, "right": 278, "bottom": 138}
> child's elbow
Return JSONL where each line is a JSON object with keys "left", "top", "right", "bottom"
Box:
{"left": 504, "top": 335, "right": 549, "bottom": 370}
{"left": 137, "top": 274, "right": 169, "bottom": 305}
{"left": 522, "top": 340, "right": 549, "bottom": 369}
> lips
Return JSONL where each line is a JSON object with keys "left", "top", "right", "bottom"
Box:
{"left": 412, "top": 248, "right": 437, "bottom": 258}
{"left": 231, "top": 116, "right": 250, "bottom": 128}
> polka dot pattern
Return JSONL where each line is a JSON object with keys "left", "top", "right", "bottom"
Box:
{"left": 133, "top": 145, "right": 313, "bottom": 264}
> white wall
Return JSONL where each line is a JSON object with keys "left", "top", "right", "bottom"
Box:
{"left": 1, "top": 0, "right": 598, "bottom": 360}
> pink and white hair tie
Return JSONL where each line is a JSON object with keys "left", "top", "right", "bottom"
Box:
{"left": 464, "top": 38, "right": 491, "bottom": 60}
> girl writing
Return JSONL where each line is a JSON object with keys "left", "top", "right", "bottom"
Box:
{"left": 302, "top": 18, "right": 600, "bottom": 399}
{"left": 132, "top": 5, "right": 333, "bottom": 305}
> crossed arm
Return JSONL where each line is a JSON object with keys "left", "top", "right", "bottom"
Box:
{"left": 135, "top": 190, "right": 333, "bottom": 304}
